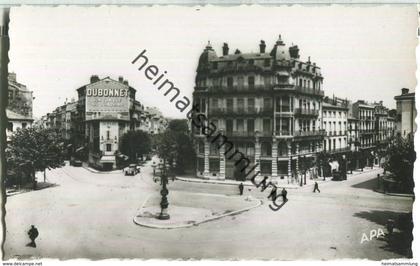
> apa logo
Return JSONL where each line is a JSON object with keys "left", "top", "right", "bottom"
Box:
{"left": 360, "top": 228, "right": 385, "bottom": 244}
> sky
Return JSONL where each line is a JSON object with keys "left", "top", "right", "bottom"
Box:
{"left": 9, "top": 4, "right": 418, "bottom": 119}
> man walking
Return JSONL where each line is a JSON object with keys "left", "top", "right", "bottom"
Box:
{"left": 281, "top": 188, "right": 288, "bottom": 202}
{"left": 313, "top": 182, "right": 320, "bottom": 193}
{"left": 26, "top": 225, "right": 39, "bottom": 248}
{"left": 239, "top": 182, "right": 244, "bottom": 195}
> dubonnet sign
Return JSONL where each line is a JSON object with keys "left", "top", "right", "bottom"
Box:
{"left": 85, "top": 82, "right": 130, "bottom": 120}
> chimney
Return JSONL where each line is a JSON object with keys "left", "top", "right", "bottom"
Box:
{"left": 234, "top": 49, "right": 241, "bottom": 55}
{"left": 259, "top": 40, "right": 266, "bottom": 53}
{"left": 222, "top": 43, "right": 229, "bottom": 56}
{"left": 90, "top": 75, "right": 99, "bottom": 83}
{"left": 118, "top": 76, "right": 124, "bottom": 83}
{"left": 401, "top": 88, "right": 409, "bottom": 95}
{"left": 123, "top": 80, "right": 129, "bottom": 85}
{"left": 289, "top": 45, "right": 300, "bottom": 59}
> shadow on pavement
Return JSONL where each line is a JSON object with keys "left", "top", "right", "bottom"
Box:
{"left": 351, "top": 177, "right": 379, "bottom": 190}
{"left": 353, "top": 210, "right": 413, "bottom": 258}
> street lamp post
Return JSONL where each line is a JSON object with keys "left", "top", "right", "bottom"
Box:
{"left": 156, "top": 161, "right": 170, "bottom": 220}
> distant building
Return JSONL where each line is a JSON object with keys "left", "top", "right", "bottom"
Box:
{"left": 351, "top": 100, "right": 375, "bottom": 150}
{"left": 321, "top": 96, "right": 349, "bottom": 154}
{"left": 6, "top": 73, "right": 34, "bottom": 140}
{"left": 394, "top": 88, "right": 416, "bottom": 138}
{"left": 40, "top": 75, "right": 167, "bottom": 170}
{"left": 347, "top": 114, "right": 359, "bottom": 152}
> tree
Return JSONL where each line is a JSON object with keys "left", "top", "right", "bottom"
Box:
{"left": 119, "top": 130, "right": 151, "bottom": 163}
{"left": 383, "top": 136, "right": 415, "bottom": 193}
{"left": 156, "top": 119, "right": 195, "bottom": 174}
{"left": 6, "top": 127, "right": 66, "bottom": 187}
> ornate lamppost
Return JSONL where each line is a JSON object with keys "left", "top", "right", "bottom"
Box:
{"left": 156, "top": 160, "right": 170, "bottom": 220}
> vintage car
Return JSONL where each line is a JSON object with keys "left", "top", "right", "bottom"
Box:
{"left": 72, "top": 160, "right": 83, "bottom": 167}
{"left": 124, "top": 164, "right": 139, "bottom": 176}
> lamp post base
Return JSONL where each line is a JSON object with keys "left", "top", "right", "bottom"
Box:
{"left": 156, "top": 209, "right": 170, "bottom": 220}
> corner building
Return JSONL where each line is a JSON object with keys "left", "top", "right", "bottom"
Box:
{"left": 193, "top": 35, "right": 325, "bottom": 182}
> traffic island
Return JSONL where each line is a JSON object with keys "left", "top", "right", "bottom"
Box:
{"left": 133, "top": 191, "right": 262, "bottom": 229}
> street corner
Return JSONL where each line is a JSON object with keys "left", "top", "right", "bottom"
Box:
{"left": 133, "top": 191, "right": 262, "bottom": 229}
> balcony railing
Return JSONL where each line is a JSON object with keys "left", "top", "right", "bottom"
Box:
{"left": 196, "top": 85, "right": 325, "bottom": 96}
{"left": 294, "top": 108, "right": 319, "bottom": 116}
{"left": 208, "top": 107, "right": 272, "bottom": 116}
{"left": 295, "top": 86, "right": 325, "bottom": 96}
{"left": 225, "top": 131, "right": 255, "bottom": 137}
{"left": 275, "top": 130, "right": 293, "bottom": 136}
{"left": 294, "top": 130, "right": 326, "bottom": 137}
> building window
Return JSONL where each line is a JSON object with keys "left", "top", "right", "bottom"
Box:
{"left": 247, "top": 119, "right": 255, "bottom": 133}
{"left": 247, "top": 98, "right": 255, "bottom": 112}
{"left": 227, "top": 99, "right": 234, "bottom": 112}
{"left": 198, "top": 141, "right": 204, "bottom": 154}
{"left": 201, "top": 98, "right": 206, "bottom": 113}
{"left": 249, "top": 59, "right": 254, "bottom": 65}
{"left": 248, "top": 76, "right": 255, "bottom": 89}
{"left": 210, "top": 142, "right": 218, "bottom": 155}
{"left": 212, "top": 62, "right": 218, "bottom": 70}
{"left": 106, "top": 144, "right": 112, "bottom": 152}
{"left": 227, "top": 77, "right": 234, "bottom": 88}
{"left": 263, "top": 119, "right": 271, "bottom": 133}
{"left": 237, "top": 119, "right": 244, "bottom": 132}
{"left": 209, "top": 159, "right": 220, "bottom": 172}
{"left": 237, "top": 98, "right": 244, "bottom": 112}
{"left": 22, "top": 122, "right": 27, "bottom": 129}
{"left": 264, "top": 59, "right": 270, "bottom": 67}
{"left": 7, "top": 122, "right": 13, "bottom": 131}
{"left": 106, "top": 130, "right": 110, "bottom": 140}
{"left": 261, "top": 142, "right": 272, "bottom": 157}
{"left": 260, "top": 161, "right": 272, "bottom": 175}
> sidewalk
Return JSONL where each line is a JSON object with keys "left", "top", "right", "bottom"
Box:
{"left": 176, "top": 166, "right": 383, "bottom": 189}
{"left": 6, "top": 182, "right": 58, "bottom": 197}
{"left": 176, "top": 176, "right": 304, "bottom": 189}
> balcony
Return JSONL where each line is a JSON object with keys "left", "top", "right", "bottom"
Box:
{"left": 274, "top": 130, "right": 293, "bottom": 137}
{"left": 208, "top": 107, "right": 272, "bottom": 116}
{"left": 294, "top": 108, "right": 319, "bottom": 117}
{"left": 196, "top": 85, "right": 324, "bottom": 96}
{"left": 294, "top": 130, "right": 326, "bottom": 138}
{"left": 225, "top": 131, "right": 255, "bottom": 137}
{"left": 295, "top": 86, "right": 325, "bottom": 96}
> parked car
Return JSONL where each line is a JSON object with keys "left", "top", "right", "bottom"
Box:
{"left": 124, "top": 164, "right": 139, "bottom": 176}
{"left": 73, "top": 160, "right": 83, "bottom": 167}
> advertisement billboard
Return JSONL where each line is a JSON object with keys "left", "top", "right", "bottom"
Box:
{"left": 85, "top": 80, "right": 130, "bottom": 121}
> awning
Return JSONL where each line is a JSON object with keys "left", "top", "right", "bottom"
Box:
{"left": 67, "top": 144, "right": 73, "bottom": 148}
{"left": 75, "top": 147, "right": 85, "bottom": 153}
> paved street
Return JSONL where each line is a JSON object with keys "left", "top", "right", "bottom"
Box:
{"left": 3, "top": 160, "right": 413, "bottom": 260}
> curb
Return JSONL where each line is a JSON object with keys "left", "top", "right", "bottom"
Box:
{"left": 175, "top": 177, "right": 302, "bottom": 189}
{"left": 373, "top": 189, "right": 414, "bottom": 198}
{"left": 82, "top": 166, "right": 123, "bottom": 175}
{"left": 6, "top": 183, "right": 57, "bottom": 197}
{"left": 133, "top": 195, "right": 262, "bottom": 229}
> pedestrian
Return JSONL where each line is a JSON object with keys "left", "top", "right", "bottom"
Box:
{"left": 239, "top": 182, "right": 244, "bottom": 195}
{"left": 26, "top": 225, "right": 39, "bottom": 248}
{"left": 281, "top": 188, "right": 288, "bottom": 202}
{"left": 313, "top": 182, "right": 320, "bottom": 193}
